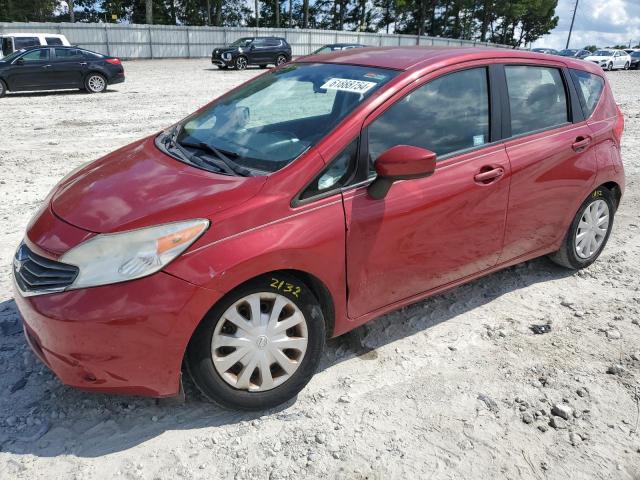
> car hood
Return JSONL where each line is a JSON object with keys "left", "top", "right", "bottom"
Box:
{"left": 50, "top": 136, "right": 266, "bottom": 233}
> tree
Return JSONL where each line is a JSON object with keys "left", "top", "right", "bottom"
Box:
{"left": 145, "top": 0, "right": 152, "bottom": 23}
{"left": 584, "top": 45, "right": 597, "bottom": 52}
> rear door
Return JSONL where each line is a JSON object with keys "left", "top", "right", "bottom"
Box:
{"left": 500, "top": 62, "right": 598, "bottom": 262}
{"left": 51, "top": 48, "right": 87, "bottom": 87}
{"left": 344, "top": 65, "right": 511, "bottom": 318}
{"left": 249, "top": 38, "right": 270, "bottom": 64}
{"left": 6, "top": 48, "right": 54, "bottom": 90}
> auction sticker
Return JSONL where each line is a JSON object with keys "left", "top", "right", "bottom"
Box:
{"left": 321, "top": 78, "right": 377, "bottom": 93}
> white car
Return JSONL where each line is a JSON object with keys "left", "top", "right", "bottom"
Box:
{"left": 0, "top": 33, "right": 70, "bottom": 59}
{"left": 584, "top": 49, "right": 631, "bottom": 71}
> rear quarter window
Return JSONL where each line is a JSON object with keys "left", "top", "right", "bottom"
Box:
{"left": 570, "top": 69, "right": 604, "bottom": 118}
{"left": 45, "top": 37, "right": 64, "bottom": 46}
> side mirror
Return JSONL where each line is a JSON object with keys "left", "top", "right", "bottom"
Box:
{"left": 368, "top": 145, "right": 437, "bottom": 199}
{"left": 15, "top": 58, "right": 24, "bottom": 66}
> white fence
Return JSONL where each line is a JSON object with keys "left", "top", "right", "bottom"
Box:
{"left": 0, "top": 22, "right": 513, "bottom": 59}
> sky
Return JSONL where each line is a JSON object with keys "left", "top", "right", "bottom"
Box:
{"left": 532, "top": 0, "right": 640, "bottom": 49}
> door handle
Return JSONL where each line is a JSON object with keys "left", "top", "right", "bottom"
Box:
{"left": 42, "top": 64, "right": 52, "bottom": 68}
{"left": 79, "top": 62, "right": 88, "bottom": 66}
{"left": 474, "top": 167, "right": 505, "bottom": 184}
{"left": 572, "top": 136, "right": 591, "bottom": 152}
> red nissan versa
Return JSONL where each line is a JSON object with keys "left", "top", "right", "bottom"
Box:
{"left": 14, "top": 47, "right": 624, "bottom": 410}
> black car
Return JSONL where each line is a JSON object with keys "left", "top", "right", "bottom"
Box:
{"left": 211, "top": 37, "right": 291, "bottom": 70}
{"left": 630, "top": 51, "right": 640, "bottom": 69}
{"left": 0, "top": 45, "right": 124, "bottom": 97}
{"left": 311, "top": 43, "right": 366, "bottom": 55}
{"left": 558, "top": 48, "right": 592, "bottom": 59}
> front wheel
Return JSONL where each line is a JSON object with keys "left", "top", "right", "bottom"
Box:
{"left": 607, "top": 62, "right": 613, "bottom": 71}
{"left": 548, "top": 187, "right": 615, "bottom": 270}
{"left": 186, "top": 274, "right": 326, "bottom": 410}
{"left": 234, "top": 56, "right": 248, "bottom": 70}
{"left": 84, "top": 73, "right": 107, "bottom": 93}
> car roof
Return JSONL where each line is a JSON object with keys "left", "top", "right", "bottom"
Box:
{"left": 327, "top": 43, "right": 365, "bottom": 47}
{"left": 2, "top": 33, "right": 66, "bottom": 38}
{"left": 298, "top": 46, "right": 605, "bottom": 75}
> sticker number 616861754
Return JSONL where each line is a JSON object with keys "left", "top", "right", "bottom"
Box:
{"left": 269, "top": 278, "right": 301, "bottom": 298}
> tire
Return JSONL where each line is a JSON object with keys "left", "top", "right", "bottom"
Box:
{"left": 84, "top": 73, "right": 107, "bottom": 93}
{"left": 234, "top": 56, "right": 248, "bottom": 70}
{"left": 607, "top": 62, "right": 613, "bottom": 71}
{"left": 624, "top": 62, "right": 630, "bottom": 70}
{"left": 275, "top": 54, "right": 287, "bottom": 66}
{"left": 186, "top": 273, "right": 326, "bottom": 410}
{"left": 259, "top": 64, "right": 268, "bottom": 69}
{"left": 548, "top": 187, "right": 615, "bottom": 270}
{"left": 0, "top": 79, "right": 6, "bottom": 98}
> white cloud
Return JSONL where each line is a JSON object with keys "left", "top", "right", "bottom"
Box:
{"left": 532, "top": 0, "right": 640, "bottom": 49}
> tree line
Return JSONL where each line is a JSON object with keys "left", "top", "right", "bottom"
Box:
{"left": 0, "top": 0, "right": 560, "bottom": 48}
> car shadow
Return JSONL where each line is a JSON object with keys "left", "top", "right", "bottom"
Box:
{"left": 4, "top": 89, "right": 118, "bottom": 98}
{"left": 0, "top": 256, "right": 572, "bottom": 458}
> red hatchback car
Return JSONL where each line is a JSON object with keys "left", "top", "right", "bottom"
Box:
{"left": 14, "top": 47, "right": 624, "bottom": 410}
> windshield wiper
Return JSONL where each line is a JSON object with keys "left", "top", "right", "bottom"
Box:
{"left": 179, "top": 141, "right": 253, "bottom": 177}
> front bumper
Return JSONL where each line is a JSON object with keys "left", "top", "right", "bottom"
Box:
{"left": 14, "top": 270, "right": 220, "bottom": 398}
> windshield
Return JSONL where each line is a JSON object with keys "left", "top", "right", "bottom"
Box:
{"left": 594, "top": 50, "right": 612, "bottom": 56}
{"left": 176, "top": 63, "right": 397, "bottom": 173}
{"left": 0, "top": 48, "right": 26, "bottom": 63}
{"left": 559, "top": 49, "right": 577, "bottom": 56}
{"left": 229, "top": 38, "right": 252, "bottom": 47}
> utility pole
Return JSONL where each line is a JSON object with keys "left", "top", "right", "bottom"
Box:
{"left": 566, "top": 0, "right": 578, "bottom": 49}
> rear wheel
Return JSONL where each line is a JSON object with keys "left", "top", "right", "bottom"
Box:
{"left": 548, "top": 187, "right": 615, "bottom": 270}
{"left": 186, "top": 273, "right": 326, "bottom": 410}
{"left": 0, "top": 79, "right": 6, "bottom": 98}
{"left": 84, "top": 73, "right": 107, "bottom": 93}
{"left": 624, "top": 62, "right": 630, "bottom": 70}
{"left": 234, "top": 56, "right": 248, "bottom": 70}
{"left": 607, "top": 62, "right": 613, "bottom": 71}
{"left": 275, "top": 55, "right": 287, "bottom": 66}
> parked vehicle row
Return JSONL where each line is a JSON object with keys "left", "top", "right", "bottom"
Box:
{"left": 14, "top": 46, "right": 625, "bottom": 409}
{"left": 532, "top": 46, "right": 637, "bottom": 71}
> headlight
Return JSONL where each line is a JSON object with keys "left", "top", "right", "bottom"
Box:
{"left": 60, "top": 219, "right": 209, "bottom": 290}
{"left": 222, "top": 52, "right": 232, "bottom": 61}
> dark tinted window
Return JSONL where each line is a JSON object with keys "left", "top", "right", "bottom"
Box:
{"left": 571, "top": 69, "right": 604, "bottom": 118}
{"left": 300, "top": 139, "right": 358, "bottom": 200}
{"left": 368, "top": 67, "right": 490, "bottom": 166}
{"left": 21, "top": 49, "right": 49, "bottom": 61}
{"left": 82, "top": 50, "right": 104, "bottom": 59}
{"left": 265, "top": 38, "right": 281, "bottom": 47}
{"left": 54, "top": 48, "right": 83, "bottom": 59}
{"left": 252, "top": 38, "right": 268, "bottom": 46}
{"left": 45, "top": 37, "right": 64, "bottom": 46}
{"left": 14, "top": 37, "right": 40, "bottom": 49}
{"left": 505, "top": 66, "right": 568, "bottom": 136}
{"left": 1, "top": 37, "right": 13, "bottom": 54}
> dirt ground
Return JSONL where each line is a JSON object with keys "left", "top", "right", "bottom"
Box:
{"left": 0, "top": 59, "right": 639, "bottom": 480}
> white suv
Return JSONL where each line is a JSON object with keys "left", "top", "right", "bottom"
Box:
{"left": 584, "top": 49, "right": 631, "bottom": 71}
{"left": 0, "top": 33, "right": 70, "bottom": 59}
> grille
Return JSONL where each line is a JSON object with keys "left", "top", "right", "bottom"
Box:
{"left": 13, "top": 243, "right": 78, "bottom": 295}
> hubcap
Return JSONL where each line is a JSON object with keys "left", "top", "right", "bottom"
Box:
{"left": 277, "top": 56, "right": 286, "bottom": 65}
{"left": 237, "top": 58, "right": 247, "bottom": 70}
{"left": 88, "top": 75, "right": 105, "bottom": 92}
{"left": 574, "top": 199, "right": 609, "bottom": 259}
{"left": 211, "top": 292, "right": 308, "bottom": 392}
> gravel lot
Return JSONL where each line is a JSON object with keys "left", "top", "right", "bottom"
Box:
{"left": 0, "top": 59, "right": 639, "bottom": 480}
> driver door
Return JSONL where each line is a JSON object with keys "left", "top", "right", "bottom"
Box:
{"left": 343, "top": 66, "right": 511, "bottom": 318}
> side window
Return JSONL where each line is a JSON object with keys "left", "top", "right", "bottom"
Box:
{"left": 252, "top": 39, "right": 267, "bottom": 47}
{"left": 300, "top": 139, "right": 358, "bottom": 200}
{"left": 505, "top": 66, "right": 568, "bottom": 136}
{"left": 266, "top": 39, "right": 280, "bottom": 47}
{"left": 368, "top": 67, "right": 490, "bottom": 170}
{"left": 570, "top": 69, "right": 604, "bottom": 118}
{"left": 54, "top": 48, "right": 83, "bottom": 60}
{"left": 14, "top": 37, "right": 40, "bottom": 49}
{"left": 21, "top": 49, "right": 50, "bottom": 62}
{"left": 45, "top": 37, "right": 64, "bottom": 46}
